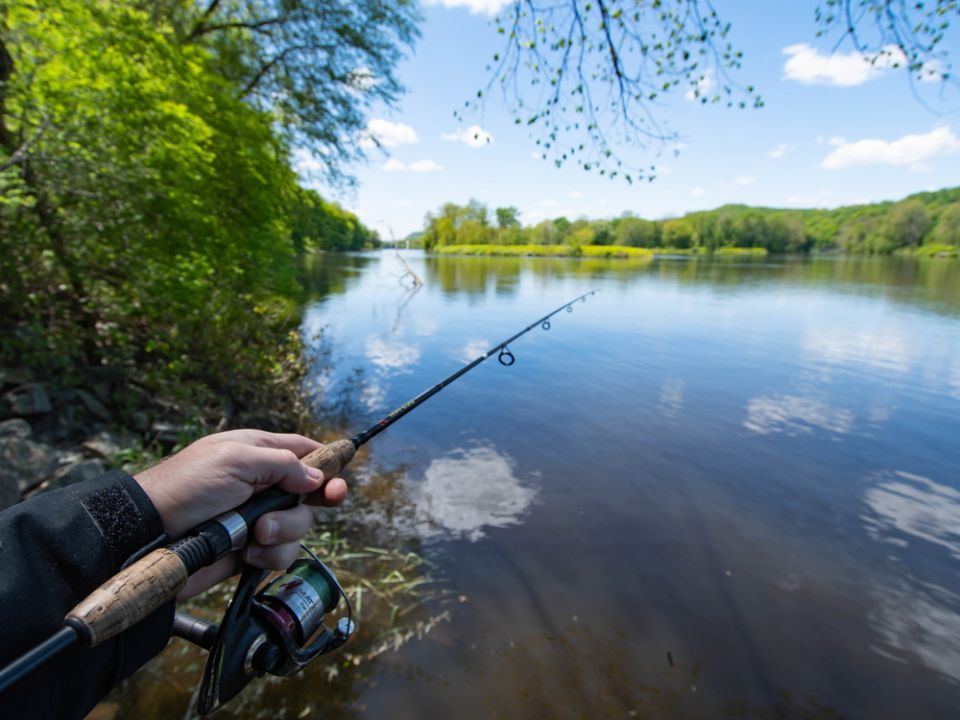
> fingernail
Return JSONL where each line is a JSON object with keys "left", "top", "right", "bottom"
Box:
{"left": 305, "top": 465, "right": 324, "bottom": 481}
{"left": 264, "top": 518, "right": 277, "bottom": 542}
{"left": 246, "top": 545, "right": 262, "bottom": 561}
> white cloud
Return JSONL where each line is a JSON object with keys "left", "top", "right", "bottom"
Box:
{"left": 919, "top": 59, "right": 948, "bottom": 83}
{"left": 568, "top": 191, "right": 584, "bottom": 199}
{"left": 785, "top": 195, "right": 823, "bottom": 206}
{"left": 292, "top": 148, "right": 324, "bottom": 176}
{"left": 822, "top": 126, "right": 960, "bottom": 171}
{"left": 347, "top": 66, "right": 377, "bottom": 91}
{"left": 828, "top": 136, "right": 846, "bottom": 147}
{"left": 360, "top": 118, "right": 418, "bottom": 149}
{"left": 782, "top": 43, "right": 905, "bottom": 87}
{"left": 768, "top": 143, "right": 792, "bottom": 159}
{"left": 734, "top": 176, "right": 755, "bottom": 186}
{"left": 690, "top": 187, "right": 705, "bottom": 197}
{"left": 685, "top": 71, "right": 715, "bottom": 101}
{"left": 539, "top": 198, "right": 560, "bottom": 207}
{"left": 409, "top": 159, "right": 443, "bottom": 172}
{"left": 424, "top": 0, "right": 510, "bottom": 15}
{"left": 656, "top": 164, "right": 674, "bottom": 176}
{"left": 382, "top": 159, "right": 444, "bottom": 173}
{"left": 441, "top": 125, "right": 494, "bottom": 147}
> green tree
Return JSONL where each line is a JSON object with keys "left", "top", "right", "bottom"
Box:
{"left": 0, "top": 0, "right": 403, "bottom": 419}
{"left": 662, "top": 219, "right": 695, "bottom": 249}
{"left": 495, "top": 206, "right": 521, "bottom": 229}
{"left": 179, "top": 0, "right": 420, "bottom": 185}
{"left": 887, "top": 200, "right": 931, "bottom": 247}
{"left": 932, "top": 203, "right": 960, "bottom": 245}
{"left": 616, "top": 216, "right": 660, "bottom": 247}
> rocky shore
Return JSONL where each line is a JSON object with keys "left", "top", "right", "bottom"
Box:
{"left": 0, "top": 367, "right": 190, "bottom": 511}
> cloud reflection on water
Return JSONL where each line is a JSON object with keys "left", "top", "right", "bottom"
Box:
{"left": 864, "top": 470, "right": 960, "bottom": 683}
{"left": 413, "top": 447, "right": 537, "bottom": 542}
{"left": 869, "top": 578, "right": 960, "bottom": 684}
{"left": 744, "top": 394, "right": 854, "bottom": 436}
{"left": 863, "top": 471, "right": 960, "bottom": 559}
{"left": 460, "top": 338, "right": 491, "bottom": 363}
{"left": 365, "top": 336, "right": 421, "bottom": 370}
{"left": 802, "top": 327, "right": 912, "bottom": 374}
{"left": 658, "top": 378, "right": 685, "bottom": 419}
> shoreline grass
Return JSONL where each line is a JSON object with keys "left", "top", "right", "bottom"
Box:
{"left": 895, "top": 244, "right": 959, "bottom": 258}
{"left": 432, "top": 244, "right": 768, "bottom": 258}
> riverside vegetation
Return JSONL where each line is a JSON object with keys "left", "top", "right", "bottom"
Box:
{"left": 416, "top": 189, "right": 960, "bottom": 257}
{"left": 0, "top": 2, "right": 395, "bottom": 461}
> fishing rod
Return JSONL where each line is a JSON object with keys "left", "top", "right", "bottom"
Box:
{"left": 0, "top": 289, "right": 598, "bottom": 712}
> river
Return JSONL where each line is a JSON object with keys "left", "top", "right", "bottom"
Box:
{"left": 115, "top": 251, "right": 960, "bottom": 719}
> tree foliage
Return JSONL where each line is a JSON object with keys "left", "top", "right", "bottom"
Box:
{"left": 175, "top": 0, "right": 420, "bottom": 186}
{"left": 0, "top": 0, "right": 388, "bottom": 420}
{"left": 417, "top": 188, "right": 960, "bottom": 255}
{"left": 473, "top": 1, "right": 959, "bottom": 180}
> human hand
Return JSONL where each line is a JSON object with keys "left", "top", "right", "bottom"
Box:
{"left": 134, "top": 429, "right": 348, "bottom": 599}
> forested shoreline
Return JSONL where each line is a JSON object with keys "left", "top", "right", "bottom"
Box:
{"left": 415, "top": 188, "right": 960, "bottom": 257}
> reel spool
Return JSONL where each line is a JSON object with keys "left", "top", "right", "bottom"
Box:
{"left": 175, "top": 549, "right": 355, "bottom": 715}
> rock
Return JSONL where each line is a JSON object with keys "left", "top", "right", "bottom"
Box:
{"left": 131, "top": 411, "right": 149, "bottom": 432}
{"left": 0, "top": 420, "right": 59, "bottom": 505}
{"left": 76, "top": 388, "right": 110, "bottom": 420}
{"left": 0, "top": 418, "right": 32, "bottom": 440}
{"left": 2, "top": 383, "right": 52, "bottom": 416}
{"left": 0, "top": 367, "right": 34, "bottom": 388}
{"left": 82, "top": 430, "right": 124, "bottom": 459}
{"left": 152, "top": 421, "right": 185, "bottom": 443}
{"left": 44, "top": 458, "right": 106, "bottom": 492}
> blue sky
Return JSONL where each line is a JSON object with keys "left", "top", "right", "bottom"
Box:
{"left": 301, "top": 1, "right": 960, "bottom": 239}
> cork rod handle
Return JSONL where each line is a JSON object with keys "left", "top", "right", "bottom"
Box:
{"left": 66, "top": 548, "right": 188, "bottom": 647}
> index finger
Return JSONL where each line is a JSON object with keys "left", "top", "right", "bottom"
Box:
{"left": 201, "top": 429, "right": 322, "bottom": 458}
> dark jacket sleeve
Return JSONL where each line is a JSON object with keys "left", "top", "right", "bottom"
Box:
{"left": 0, "top": 470, "right": 174, "bottom": 719}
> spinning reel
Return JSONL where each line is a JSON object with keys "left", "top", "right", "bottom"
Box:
{"left": 173, "top": 546, "right": 355, "bottom": 715}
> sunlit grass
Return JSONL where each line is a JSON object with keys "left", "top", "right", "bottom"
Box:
{"left": 435, "top": 244, "right": 654, "bottom": 258}
{"left": 898, "top": 244, "right": 959, "bottom": 258}
{"left": 433, "top": 244, "right": 769, "bottom": 258}
{"left": 713, "top": 246, "right": 769, "bottom": 256}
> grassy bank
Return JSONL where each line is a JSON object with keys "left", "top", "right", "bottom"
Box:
{"left": 896, "top": 244, "right": 959, "bottom": 258}
{"left": 433, "top": 244, "right": 768, "bottom": 258}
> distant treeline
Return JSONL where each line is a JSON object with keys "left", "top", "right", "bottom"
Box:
{"left": 415, "top": 188, "right": 960, "bottom": 255}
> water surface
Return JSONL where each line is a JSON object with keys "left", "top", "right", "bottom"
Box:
{"left": 121, "top": 252, "right": 960, "bottom": 719}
